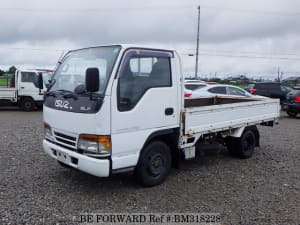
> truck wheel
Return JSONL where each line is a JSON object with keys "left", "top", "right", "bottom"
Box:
{"left": 135, "top": 141, "right": 172, "bottom": 187}
{"left": 227, "top": 130, "right": 256, "bottom": 159}
{"left": 20, "top": 97, "right": 35, "bottom": 111}
{"left": 287, "top": 111, "right": 297, "bottom": 118}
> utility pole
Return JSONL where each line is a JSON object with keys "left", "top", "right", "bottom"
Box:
{"left": 195, "top": 5, "right": 200, "bottom": 79}
{"left": 277, "top": 67, "right": 280, "bottom": 82}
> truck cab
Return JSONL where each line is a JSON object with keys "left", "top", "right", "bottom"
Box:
{"left": 43, "top": 45, "right": 181, "bottom": 184}
{"left": 0, "top": 69, "right": 51, "bottom": 111}
{"left": 42, "top": 45, "right": 279, "bottom": 186}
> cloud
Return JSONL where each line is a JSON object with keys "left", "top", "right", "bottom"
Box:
{"left": 0, "top": 0, "right": 300, "bottom": 78}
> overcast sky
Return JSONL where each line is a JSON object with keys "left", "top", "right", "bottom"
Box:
{"left": 1, "top": 0, "right": 300, "bottom": 79}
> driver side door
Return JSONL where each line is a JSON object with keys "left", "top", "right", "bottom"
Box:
{"left": 110, "top": 49, "right": 179, "bottom": 170}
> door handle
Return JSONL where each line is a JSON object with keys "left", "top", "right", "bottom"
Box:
{"left": 165, "top": 108, "right": 174, "bottom": 115}
{"left": 20, "top": 87, "right": 24, "bottom": 89}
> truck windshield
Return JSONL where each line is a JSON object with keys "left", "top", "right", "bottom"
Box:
{"left": 50, "top": 46, "right": 121, "bottom": 95}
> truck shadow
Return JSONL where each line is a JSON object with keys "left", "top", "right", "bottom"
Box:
{"left": 178, "top": 146, "right": 231, "bottom": 171}
{"left": 52, "top": 147, "right": 232, "bottom": 191}
{"left": 0, "top": 100, "right": 42, "bottom": 111}
{"left": 55, "top": 167, "right": 139, "bottom": 190}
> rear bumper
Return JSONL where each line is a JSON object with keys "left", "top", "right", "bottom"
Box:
{"left": 43, "top": 140, "right": 110, "bottom": 177}
{"left": 282, "top": 102, "right": 300, "bottom": 112}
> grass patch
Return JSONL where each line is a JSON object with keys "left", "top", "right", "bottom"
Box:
{"left": 0, "top": 75, "right": 12, "bottom": 86}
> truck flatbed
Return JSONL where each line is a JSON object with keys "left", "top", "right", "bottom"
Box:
{"left": 183, "top": 97, "right": 280, "bottom": 136}
{"left": 0, "top": 87, "right": 17, "bottom": 100}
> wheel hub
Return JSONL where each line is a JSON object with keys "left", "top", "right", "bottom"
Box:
{"left": 243, "top": 136, "right": 254, "bottom": 152}
{"left": 148, "top": 153, "right": 164, "bottom": 176}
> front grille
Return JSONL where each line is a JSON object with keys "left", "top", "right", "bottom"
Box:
{"left": 54, "top": 132, "right": 76, "bottom": 141}
{"left": 53, "top": 131, "right": 77, "bottom": 150}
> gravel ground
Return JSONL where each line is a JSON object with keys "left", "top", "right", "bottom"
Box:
{"left": 0, "top": 107, "right": 299, "bottom": 225}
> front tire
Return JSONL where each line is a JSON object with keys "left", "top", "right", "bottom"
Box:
{"left": 135, "top": 141, "right": 172, "bottom": 187}
{"left": 287, "top": 111, "right": 297, "bottom": 118}
{"left": 20, "top": 97, "right": 35, "bottom": 111}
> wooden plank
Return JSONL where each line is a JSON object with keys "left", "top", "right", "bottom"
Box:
{"left": 184, "top": 96, "right": 259, "bottom": 108}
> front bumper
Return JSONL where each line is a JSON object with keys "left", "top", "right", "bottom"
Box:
{"left": 43, "top": 140, "right": 110, "bottom": 177}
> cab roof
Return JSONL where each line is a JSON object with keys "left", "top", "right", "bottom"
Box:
{"left": 69, "top": 44, "right": 175, "bottom": 53}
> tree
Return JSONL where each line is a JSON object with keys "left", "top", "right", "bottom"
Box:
{"left": 0, "top": 69, "right": 4, "bottom": 76}
{"left": 7, "top": 66, "right": 17, "bottom": 74}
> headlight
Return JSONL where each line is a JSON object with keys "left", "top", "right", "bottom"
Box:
{"left": 44, "top": 123, "right": 54, "bottom": 141}
{"left": 78, "top": 134, "right": 111, "bottom": 156}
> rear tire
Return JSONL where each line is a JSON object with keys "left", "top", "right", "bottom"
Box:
{"left": 135, "top": 141, "right": 172, "bottom": 187}
{"left": 20, "top": 97, "right": 35, "bottom": 111}
{"left": 227, "top": 130, "right": 256, "bottom": 159}
{"left": 287, "top": 111, "right": 297, "bottom": 118}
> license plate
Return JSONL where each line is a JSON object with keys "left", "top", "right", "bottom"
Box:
{"left": 56, "top": 150, "right": 69, "bottom": 163}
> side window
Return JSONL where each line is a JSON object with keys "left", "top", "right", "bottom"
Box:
{"left": 118, "top": 55, "right": 171, "bottom": 111}
{"left": 21, "top": 72, "right": 35, "bottom": 83}
{"left": 228, "top": 87, "right": 247, "bottom": 96}
{"left": 42, "top": 72, "right": 52, "bottom": 85}
{"left": 208, "top": 86, "right": 226, "bottom": 94}
{"left": 280, "top": 85, "right": 292, "bottom": 93}
{"left": 130, "top": 57, "right": 155, "bottom": 76}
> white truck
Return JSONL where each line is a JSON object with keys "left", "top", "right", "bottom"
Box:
{"left": 40, "top": 45, "right": 280, "bottom": 186}
{"left": 0, "top": 69, "right": 51, "bottom": 111}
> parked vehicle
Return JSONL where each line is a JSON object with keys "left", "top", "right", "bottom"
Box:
{"left": 185, "top": 79, "right": 218, "bottom": 85}
{"left": 282, "top": 90, "right": 300, "bottom": 117}
{"left": 184, "top": 88, "right": 193, "bottom": 97}
{"left": 38, "top": 45, "right": 280, "bottom": 187}
{"left": 245, "top": 82, "right": 293, "bottom": 103}
{"left": 293, "top": 85, "right": 300, "bottom": 90}
{"left": 185, "top": 81, "right": 208, "bottom": 92}
{"left": 186, "top": 84, "right": 265, "bottom": 98}
{"left": 0, "top": 69, "right": 49, "bottom": 111}
{"left": 35, "top": 69, "right": 54, "bottom": 86}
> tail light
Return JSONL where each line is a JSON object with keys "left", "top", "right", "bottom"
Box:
{"left": 9, "top": 81, "right": 13, "bottom": 87}
{"left": 184, "top": 93, "right": 192, "bottom": 97}
{"left": 294, "top": 96, "right": 300, "bottom": 102}
{"left": 249, "top": 89, "right": 257, "bottom": 93}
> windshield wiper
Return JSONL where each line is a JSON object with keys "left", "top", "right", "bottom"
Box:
{"left": 45, "top": 88, "right": 61, "bottom": 97}
{"left": 46, "top": 89, "right": 78, "bottom": 100}
{"left": 46, "top": 91, "right": 57, "bottom": 97}
{"left": 56, "top": 90, "right": 78, "bottom": 100}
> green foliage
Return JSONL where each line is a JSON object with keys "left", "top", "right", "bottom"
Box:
{"left": 7, "top": 66, "right": 17, "bottom": 74}
{"left": 0, "top": 69, "right": 5, "bottom": 76}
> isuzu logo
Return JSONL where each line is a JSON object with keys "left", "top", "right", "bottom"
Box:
{"left": 54, "top": 100, "right": 72, "bottom": 109}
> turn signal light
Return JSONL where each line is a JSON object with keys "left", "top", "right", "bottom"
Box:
{"left": 79, "top": 134, "right": 111, "bottom": 148}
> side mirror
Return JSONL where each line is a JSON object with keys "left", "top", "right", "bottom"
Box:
{"left": 34, "top": 72, "right": 44, "bottom": 89}
{"left": 86, "top": 68, "right": 99, "bottom": 92}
